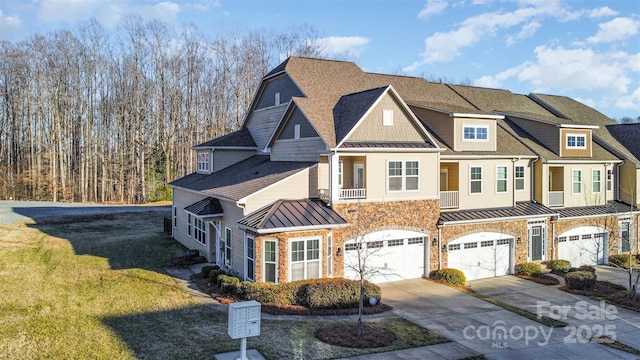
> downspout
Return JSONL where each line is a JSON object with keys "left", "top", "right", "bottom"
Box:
{"left": 616, "top": 160, "right": 625, "bottom": 202}
{"left": 327, "top": 152, "right": 333, "bottom": 206}
{"left": 530, "top": 157, "right": 539, "bottom": 202}
{"left": 551, "top": 217, "right": 557, "bottom": 261}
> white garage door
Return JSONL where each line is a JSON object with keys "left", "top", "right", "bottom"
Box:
{"left": 558, "top": 227, "right": 607, "bottom": 267}
{"left": 447, "top": 232, "right": 514, "bottom": 281}
{"left": 343, "top": 229, "right": 427, "bottom": 284}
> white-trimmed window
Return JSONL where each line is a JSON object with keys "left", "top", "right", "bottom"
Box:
{"left": 263, "top": 239, "right": 277, "bottom": 283}
{"left": 383, "top": 110, "right": 394, "bottom": 126}
{"left": 515, "top": 166, "right": 525, "bottom": 191}
{"left": 275, "top": 92, "right": 280, "bottom": 105}
{"left": 463, "top": 126, "right": 488, "bottom": 141}
{"left": 197, "top": 152, "right": 210, "bottom": 172}
{"left": 245, "top": 235, "right": 255, "bottom": 281}
{"left": 566, "top": 134, "right": 586, "bottom": 149}
{"left": 290, "top": 237, "right": 320, "bottom": 281}
{"left": 327, "top": 233, "right": 333, "bottom": 277}
{"left": 194, "top": 217, "right": 205, "bottom": 244}
{"left": 470, "top": 166, "right": 482, "bottom": 194}
{"left": 620, "top": 221, "right": 633, "bottom": 253}
{"left": 224, "top": 227, "right": 232, "bottom": 267}
{"left": 607, "top": 169, "right": 613, "bottom": 191}
{"left": 572, "top": 170, "right": 582, "bottom": 194}
{"left": 387, "top": 160, "right": 419, "bottom": 192}
{"left": 592, "top": 169, "right": 601, "bottom": 193}
{"left": 496, "top": 166, "right": 508, "bottom": 193}
{"left": 294, "top": 124, "right": 301, "bottom": 139}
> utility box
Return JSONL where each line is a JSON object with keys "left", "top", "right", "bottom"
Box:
{"left": 228, "top": 300, "right": 261, "bottom": 339}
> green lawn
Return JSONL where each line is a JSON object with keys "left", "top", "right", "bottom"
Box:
{"left": 0, "top": 212, "right": 446, "bottom": 360}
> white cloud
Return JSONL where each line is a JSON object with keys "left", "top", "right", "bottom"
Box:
{"left": 615, "top": 86, "right": 640, "bottom": 110}
{"left": 405, "top": 1, "right": 563, "bottom": 71}
{"left": 589, "top": 6, "right": 617, "bottom": 18}
{"left": 140, "top": 2, "right": 181, "bottom": 23}
{"left": 506, "top": 21, "right": 541, "bottom": 46}
{"left": 587, "top": 17, "right": 640, "bottom": 44}
{"left": 313, "top": 36, "right": 370, "bottom": 58}
{"left": 418, "top": 0, "right": 448, "bottom": 19}
{"left": 39, "top": 0, "right": 103, "bottom": 22}
{"left": 0, "top": 9, "right": 21, "bottom": 39}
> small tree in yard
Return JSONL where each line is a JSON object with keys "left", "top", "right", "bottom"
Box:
{"left": 342, "top": 204, "right": 395, "bottom": 336}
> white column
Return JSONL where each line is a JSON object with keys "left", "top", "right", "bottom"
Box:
{"left": 330, "top": 152, "right": 340, "bottom": 203}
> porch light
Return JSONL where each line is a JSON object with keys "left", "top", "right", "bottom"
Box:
{"left": 336, "top": 247, "right": 343, "bottom": 257}
{"left": 516, "top": 237, "right": 522, "bottom": 245}
{"left": 441, "top": 244, "right": 447, "bottom": 252}
{"left": 431, "top": 238, "right": 438, "bottom": 246}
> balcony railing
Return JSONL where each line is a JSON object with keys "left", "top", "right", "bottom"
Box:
{"left": 340, "top": 188, "right": 366, "bottom": 200}
{"left": 549, "top": 191, "right": 564, "bottom": 207}
{"left": 440, "top": 191, "right": 459, "bottom": 209}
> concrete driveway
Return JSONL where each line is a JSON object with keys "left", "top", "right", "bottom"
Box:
{"left": 380, "top": 275, "right": 640, "bottom": 359}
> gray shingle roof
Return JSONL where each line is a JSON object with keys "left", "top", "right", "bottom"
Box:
{"left": 557, "top": 201, "right": 639, "bottom": 219}
{"left": 184, "top": 197, "right": 223, "bottom": 216}
{"left": 195, "top": 128, "right": 256, "bottom": 148}
{"left": 238, "top": 199, "right": 347, "bottom": 233}
{"left": 439, "top": 201, "right": 557, "bottom": 224}
{"left": 333, "top": 87, "right": 388, "bottom": 144}
{"left": 607, "top": 123, "right": 640, "bottom": 160}
{"left": 169, "top": 156, "right": 315, "bottom": 201}
{"left": 340, "top": 141, "right": 435, "bottom": 149}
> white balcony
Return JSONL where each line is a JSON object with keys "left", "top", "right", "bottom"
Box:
{"left": 340, "top": 188, "right": 366, "bottom": 200}
{"left": 440, "top": 191, "right": 459, "bottom": 209}
{"left": 549, "top": 191, "right": 564, "bottom": 207}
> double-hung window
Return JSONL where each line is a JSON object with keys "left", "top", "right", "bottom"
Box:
{"left": 197, "top": 152, "right": 210, "bottom": 172}
{"left": 515, "top": 166, "right": 525, "bottom": 191}
{"left": 224, "top": 227, "right": 232, "bottom": 267}
{"left": 290, "top": 238, "right": 320, "bottom": 281}
{"left": 246, "top": 235, "right": 255, "bottom": 281}
{"left": 607, "top": 169, "right": 613, "bottom": 191}
{"left": 463, "top": 126, "right": 488, "bottom": 141}
{"left": 387, "top": 161, "right": 419, "bottom": 192}
{"left": 194, "top": 217, "right": 205, "bottom": 244}
{"left": 572, "top": 170, "right": 582, "bottom": 194}
{"left": 566, "top": 134, "right": 586, "bottom": 149}
{"left": 470, "top": 166, "right": 482, "bottom": 194}
{"left": 592, "top": 169, "right": 601, "bottom": 193}
{"left": 264, "top": 240, "right": 277, "bottom": 283}
{"left": 496, "top": 166, "right": 508, "bottom": 193}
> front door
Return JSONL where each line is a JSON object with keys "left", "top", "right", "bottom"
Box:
{"left": 531, "top": 226, "right": 543, "bottom": 261}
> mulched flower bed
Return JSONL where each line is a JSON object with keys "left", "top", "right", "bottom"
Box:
{"left": 315, "top": 323, "right": 396, "bottom": 348}
{"left": 190, "top": 274, "right": 392, "bottom": 316}
{"left": 515, "top": 274, "right": 561, "bottom": 285}
{"left": 560, "top": 281, "right": 640, "bottom": 311}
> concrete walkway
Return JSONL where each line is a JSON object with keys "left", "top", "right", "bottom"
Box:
{"left": 381, "top": 276, "right": 640, "bottom": 359}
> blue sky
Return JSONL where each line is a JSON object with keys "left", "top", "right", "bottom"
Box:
{"left": 1, "top": 0, "right": 638, "bottom": 119}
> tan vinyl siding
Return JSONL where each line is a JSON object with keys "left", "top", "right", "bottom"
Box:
{"left": 453, "top": 118, "right": 497, "bottom": 152}
{"left": 455, "top": 160, "right": 518, "bottom": 209}
{"left": 534, "top": 160, "right": 543, "bottom": 203}
{"left": 213, "top": 149, "right": 255, "bottom": 172}
{"left": 563, "top": 164, "right": 608, "bottom": 207}
{"left": 411, "top": 107, "right": 454, "bottom": 146}
{"left": 246, "top": 104, "right": 288, "bottom": 150}
{"left": 560, "top": 129, "right": 592, "bottom": 157}
{"left": 317, "top": 157, "right": 329, "bottom": 192}
{"left": 347, "top": 93, "right": 425, "bottom": 142}
{"left": 510, "top": 117, "right": 560, "bottom": 154}
{"left": 353, "top": 152, "right": 439, "bottom": 202}
{"left": 618, "top": 162, "right": 639, "bottom": 205}
{"left": 172, "top": 189, "right": 209, "bottom": 255}
{"left": 270, "top": 137, "right": 327, "bottom": 161}
{"left": 515, "top": 160, "right": 532, "bottom": 202}
{"left": 244, "top": 167, "right": 314, "bottom": 213}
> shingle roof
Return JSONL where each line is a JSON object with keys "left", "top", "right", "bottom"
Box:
{"left": 184, "top": 197, "right": 223, "bottom": 216}
{"left": 607, "top": 123, "right": 640, "bottom": 160}
{"left": 530, "top": 94, "right": 640, "bottom": 166}
{"left": 439, "top": 201, "right": 557, "bottom": 224}
{"left": 169, "top": 156, "right": 315, "bottom": 201}
{"left": 557, "top": 201, "right": 639, "bottom": 219}
{"left": 333, "top": 87, "right": 388, "bottom": 144}
{"left": 340, "top": 141, "right": 435, "bottom": 149}
{"left": 238, "top": 199, "right": 347, "bottom": 233}
{"left": 194, "top": 128, "right": 256, "bottom": 148}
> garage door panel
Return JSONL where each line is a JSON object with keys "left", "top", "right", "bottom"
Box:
{"left": 447, "top": 233, "right": 513, "bottom": 281}
{"left": 558, "top": 227, "right": 606, "bottom": 267}
{"left": 343, "top": 230, "right": 426, "bottom": 284}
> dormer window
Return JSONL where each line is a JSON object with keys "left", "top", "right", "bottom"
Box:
{"left": 463, "top": 126, "right": 488, "bottom": 141}
{"left": 197, "top": 152, "right": 210, "bottom": 172}
{"left": 566, "top": 134, "right": 586, "bottom": 149}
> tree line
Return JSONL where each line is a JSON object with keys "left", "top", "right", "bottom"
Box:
{"left": 0, "top": 17, "right": 324, "bottom": 203}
